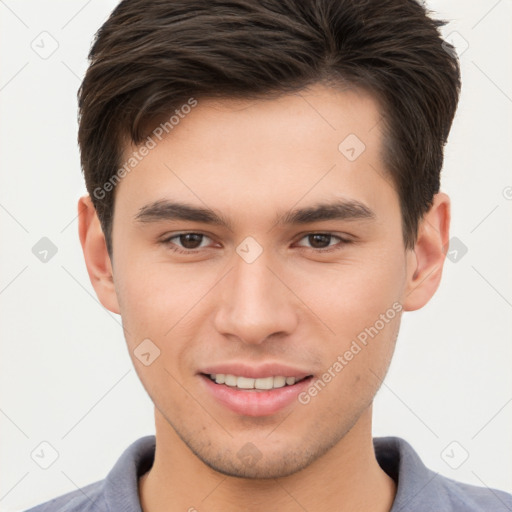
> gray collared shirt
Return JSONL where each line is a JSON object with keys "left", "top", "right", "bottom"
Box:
{"left": 25, "top": 435, "right": 512, "bottom": 511}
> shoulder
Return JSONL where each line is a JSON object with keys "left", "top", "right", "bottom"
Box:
{"left": 374, "top": 436, "right": 512, "bottom": 512}
{"left": 23, "top": 480, "right": 106, "bottom": 512}
{"left": 23, "top": 436, "right": 155, "bottom": 512}
{"left": 434, "top": 473, "right": 512, "bottom": 511}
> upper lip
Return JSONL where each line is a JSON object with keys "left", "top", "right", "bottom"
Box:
{"left": 199, "top": 362, "right": 313, "bottom": 380}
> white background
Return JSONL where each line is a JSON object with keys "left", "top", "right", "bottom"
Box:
{"left": 1, "top": 1, "right": 511, "bottom": 510}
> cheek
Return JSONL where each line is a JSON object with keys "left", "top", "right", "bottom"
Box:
{"left": 296, "top": 256, "right": 404, "bottom": 413}
{"left": 114, "top": 254, "right": 217, "bottom": 349}
{"left": 290, "top": 246, "right": 406, "bottom": 341}
{"left": 113, "top": 261, "right": 207, "bottom": 397}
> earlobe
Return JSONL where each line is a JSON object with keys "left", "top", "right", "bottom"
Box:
{"left": 78, "top": 195, "right": 120, "bottom": 314}
{"left": 402, "top": 192, "right": 451, "bottom": 312}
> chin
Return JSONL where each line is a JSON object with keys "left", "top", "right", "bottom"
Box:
{"left": 197, "top": 450, "right": 314, "bottom": 480}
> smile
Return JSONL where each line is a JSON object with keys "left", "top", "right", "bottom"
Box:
{"left": 206, "top": 373, "right": 309, "bottom": 390}
{"left": 200, "top": 372, "right": 314, "bottom": 416}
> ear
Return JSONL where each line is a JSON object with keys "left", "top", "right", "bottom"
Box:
{"left": 402, "top": 192, "right": 451, "bottom": 312}
{"left": 78, "top": 195, "right": 120, "bottom": 314}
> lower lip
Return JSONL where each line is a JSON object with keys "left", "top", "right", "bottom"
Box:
{"left": 199, "top": 374, "right": 313, "bottom": 417}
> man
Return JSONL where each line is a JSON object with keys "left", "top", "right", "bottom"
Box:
{"left": 27, "top": 0, "right": 512, "bottom": 511}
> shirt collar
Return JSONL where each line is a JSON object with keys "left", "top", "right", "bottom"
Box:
{"left": 102, "top": 435, "right": 445, "bottom": 511}
{"left": 374, "top": 436, "right": 446, "bottom": 512}
{"left": 104, "top": 435, "right": 155, "bottom": 512}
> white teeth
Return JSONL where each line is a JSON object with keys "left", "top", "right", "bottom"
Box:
{"left": 236, "top": 376, "right": 255, "bottom": 389}
{"left": 255, "top": 376, "right": 274, "bottom": 390}
{"left": 210, "top": 374, "right": 302, "bottom": 389}
{"left": 224, "top": 374, "right": 237, "bottom": 386}
{"left": 273, "top": 376, "right": 286, "bottom": 388}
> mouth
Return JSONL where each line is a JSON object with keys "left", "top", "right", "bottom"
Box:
{"left": 198, "top": 371, "right": 314, "bottom": 417}
{"left": 202, "top": 373, "right": 312, "bottom": 390}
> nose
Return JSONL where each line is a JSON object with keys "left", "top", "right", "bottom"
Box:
{"left": 213, "top": 250, "right": 299, "bottom": 345}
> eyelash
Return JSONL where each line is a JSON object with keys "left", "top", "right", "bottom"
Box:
{"left": 160, "top": 232, "right": 353, "bottom": 255}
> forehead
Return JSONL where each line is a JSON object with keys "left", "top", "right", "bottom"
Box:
{"left": 114, "top": 83, "right": 396, "bottom": 225}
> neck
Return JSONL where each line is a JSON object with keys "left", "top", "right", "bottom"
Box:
{"left": 139, "top": 406, "right": 396, "bottom": 512}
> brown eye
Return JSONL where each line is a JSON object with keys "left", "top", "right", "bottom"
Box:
{"left": 178, "top": 233, "right": 204, "bottom": 249}
{"left": 162, "top": 232, "right": 212, "bottom": 252}
{"left": 295, "top": 233, "right": 352, "bottom": 252}
{"left": 307, "top": 234, "right": 332, "bottom": 248}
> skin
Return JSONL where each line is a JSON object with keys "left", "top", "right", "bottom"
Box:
{"left": 78, "top": 83, "right": 450, "bottom": 511}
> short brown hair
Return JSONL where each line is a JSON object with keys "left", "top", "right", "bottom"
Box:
{"left": 78, "top": 0, "right": 461, "bottom": 257}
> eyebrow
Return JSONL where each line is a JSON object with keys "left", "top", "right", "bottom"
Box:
{"left": 276, "top": 200, "right": 376, "bottom": 225}
{"left": 134, "top": 200, "right": 233, "bottom": 228}
{"left": 134, "top": 198, "right": 376, "bottom": 228}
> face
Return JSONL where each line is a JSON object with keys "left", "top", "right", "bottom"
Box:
{"left": 94, "top": 84, "right": 421, "bottom": 478}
